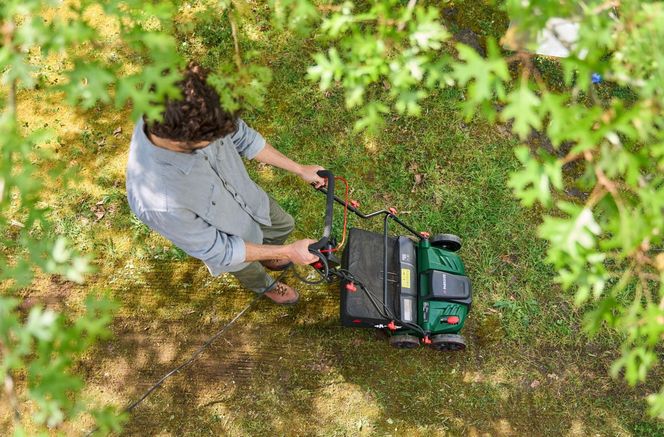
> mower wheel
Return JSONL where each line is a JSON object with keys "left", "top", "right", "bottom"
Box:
{"left": 389, "top": 334, "right": 420, "bottom": 349}
{"left": 430, "top": 234, "right": 462, "bottom": 252}
{"left": 430, "top": 334, "right": 467, "bottom": 352}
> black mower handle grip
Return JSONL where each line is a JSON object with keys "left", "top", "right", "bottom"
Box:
{"left": 308, "top": 169, "right": 334, "bottom": 252}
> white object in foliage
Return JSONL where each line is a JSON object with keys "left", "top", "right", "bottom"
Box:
{"left": 503, "top": 17, "right": 587, "bottom": 59}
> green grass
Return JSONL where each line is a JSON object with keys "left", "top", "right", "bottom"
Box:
{"left": 7, "top": 1, "right": 664, "bottom": 436}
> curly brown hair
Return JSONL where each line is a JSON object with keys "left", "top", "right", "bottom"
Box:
{"left": 145, "top": 62, "right": 236, "bottom": 146}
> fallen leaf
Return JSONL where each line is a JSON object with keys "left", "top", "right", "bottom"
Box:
{"left": 91, "top": 202, "right": 106, "bottom": 222}
{"left": 9, "top": 219, "right": 25, "bottom": 228}
{"left": 411, "top": 173, "right": 424, "bottom": 192}
{"left": 530, "top": 379, "right": 540, "bottom": 388}
{"left": 547, "top": 373, "right": 559, "bottom": 380}
{"left": 500, "top": 254, "right": 519, "bottom": 267}
{"left": 93, "top": 208, "right": 105, "bottom": 222}
{"left": 113, "top": 126, "right": 122, "bottom": 136}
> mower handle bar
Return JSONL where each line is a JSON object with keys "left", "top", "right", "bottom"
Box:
{"left": 308, "top": 169, "right": 335, "bottom": 252}
{"left": 314, "top": 186, "right": 423, "bottom": 240}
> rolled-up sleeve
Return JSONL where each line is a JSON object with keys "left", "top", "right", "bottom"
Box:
{"left": 230, "top": 118, "right": 266, "bottom": 159}
{"left": 140, "top": 209, "right": 247, "bottom": 275}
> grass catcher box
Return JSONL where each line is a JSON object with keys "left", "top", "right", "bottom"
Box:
{"left": 340, "top": 228, "right": 417, "bottom": 328}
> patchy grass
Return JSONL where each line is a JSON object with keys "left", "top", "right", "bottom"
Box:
{"left": 4, "top": 1, "right": 664, "bottom": 436}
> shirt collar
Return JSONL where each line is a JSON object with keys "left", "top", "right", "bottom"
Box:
{"left": 135, "top": 118, "right": 199, "bottom": 175}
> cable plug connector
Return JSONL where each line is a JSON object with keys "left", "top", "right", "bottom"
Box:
{"left": 387, "top": 320, "right": 397, "bottom": 331}
{"left": 350, "top": 200, "right": 360, "bottom": 209}
{"left": 420, "top": 231, "right": 430, "bottom": 239}
{"left": 422, "top": 336, "right": 432, "bottom": 345}
{"left": 388, "top": 207, "right": 398, "bottom": 215}
{"left": 345, "top": 282, "right": 357, "bottom": 292}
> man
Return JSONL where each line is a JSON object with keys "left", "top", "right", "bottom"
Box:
{"left": 126, "top": 63, "right": 323, "bottom": 305}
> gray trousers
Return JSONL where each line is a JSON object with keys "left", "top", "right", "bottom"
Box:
{"left": 230, "top": 196, "right": 294, "bottom": 293}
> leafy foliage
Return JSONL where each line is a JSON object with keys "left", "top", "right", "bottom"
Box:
{"left": 0, "top": 296, "right": 122, "bottom": 430}
{"left": 296, "top": 0, "right": 664, "bottom": 418}
{"left": 1, "top": 0, "right": 182, "bottom": 433}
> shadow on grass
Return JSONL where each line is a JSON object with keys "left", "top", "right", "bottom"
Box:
{"left": 72, "top": 255, "right": 663, "bottom": 436}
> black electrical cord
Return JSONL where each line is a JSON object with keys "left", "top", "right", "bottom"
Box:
{"left": 291, "top": 250, "right": 329, "bottom": 285}
{"left": 333, "top": 268, "right": 427, "bottom": 337}
{"left": 82, "top": 268, "right": 291, "bottom": 437}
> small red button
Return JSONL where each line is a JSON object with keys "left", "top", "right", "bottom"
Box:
{"left": 446, "top": 316, "right": 460, "bottom": 324}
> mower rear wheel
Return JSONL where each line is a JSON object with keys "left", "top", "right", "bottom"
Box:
{"left": 430, "top": 234, "right": 462, "bottom": 252}
{"left": 430, "top": 334, "right": 467, "bottom": 352}
{"left": 389, "top": 334, "right": 420, "bottom": 349}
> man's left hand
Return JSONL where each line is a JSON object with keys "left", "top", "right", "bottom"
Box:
{"left": 298, "top": 165, "right": 326, "bottom": 188}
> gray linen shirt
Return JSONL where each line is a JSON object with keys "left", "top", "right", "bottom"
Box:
{"left": 126, "top": 118, "right": 270, "bottom": 275}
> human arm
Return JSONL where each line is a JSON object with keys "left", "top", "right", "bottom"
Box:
{"left": 244, "top": 239, "right": 319, "bottom": 265}
{"left": 139, "top": 208, "right": 246, "bottom": 275}
{"left": 138, "top": 209, "right": 318, "bottom": 273}
{"left": 230, "top": 118, "right": 326, "bottom": 188}
{"left": 253, "top": 143, "right": 326, "bottom": 188}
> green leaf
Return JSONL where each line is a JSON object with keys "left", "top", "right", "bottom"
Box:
{"left": 501, "top": 85, "right": 542, "bottom": 140}
{"left": 26, "top": 307, "right": 57, "bottom": 341}
{"left": 354, "top": 101, "right": 389, "bottom": 132}
{"left": 508, "top": 146, "right": 554, "bottom": 207}
{"left": 51, "top": 237, "right": 70, "bottom": 264}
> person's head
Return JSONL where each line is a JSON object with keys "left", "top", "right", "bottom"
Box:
{"left": 144, "top": 62, "right": 236, "bottom": 150}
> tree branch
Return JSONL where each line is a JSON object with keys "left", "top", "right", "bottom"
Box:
{"left": 1, "top": 20, "right": 17, "bottom": 114}
{"left": 3, "top": 372, "right": 21, "bottom": 423}
{"left": 397, "top": 0, "right": 417, "bottom": 32}
{"left": 229, "top": 14, "right": 243, "bottom": 70}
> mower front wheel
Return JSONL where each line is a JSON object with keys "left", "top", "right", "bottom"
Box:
{"left": 430, "top": 334, "right": 467, "bottom": 352}
{"left": 430, "top": 234, "right": 462, "bottom": 252}
{"left": 389, "top": 334, "right": 420, "bottom": 349}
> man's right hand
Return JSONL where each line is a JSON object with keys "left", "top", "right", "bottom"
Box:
{"left": 285, "top": 239, "right": 319, "bottom": 265}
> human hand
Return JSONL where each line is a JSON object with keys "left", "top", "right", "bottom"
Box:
{"left": 285, "top": 239, "right": 319, "bottom": 265}
{"left": 297, "top": 165, "right": 326, "bottom": 188}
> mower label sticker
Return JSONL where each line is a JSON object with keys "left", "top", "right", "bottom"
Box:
{"left": 401, "top": 268, "right": 411, "bottom": 289}
{"left": 403, "top": 298, "right": 413, "bottom": 322}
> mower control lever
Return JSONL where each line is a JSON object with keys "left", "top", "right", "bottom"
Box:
{"left": 308, "top": 169, "right": 335, "bottom": 253}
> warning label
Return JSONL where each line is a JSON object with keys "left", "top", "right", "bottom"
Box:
{"left": 401, "top": 268, "right": 411, "bottom": 289}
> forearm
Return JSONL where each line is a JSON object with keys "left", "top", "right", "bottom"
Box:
{"left": 244, "top": 241, "right": 290, "bottom": 263}
{"left": 244, "top": 239, "right": 318, "bottom": 265}
{"left": 253, "top": 143, "right": 302, "bottom": 175}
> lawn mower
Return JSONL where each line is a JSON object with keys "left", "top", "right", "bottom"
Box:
{"left": 306, "top": 170, "right": 473, "bottom": 351}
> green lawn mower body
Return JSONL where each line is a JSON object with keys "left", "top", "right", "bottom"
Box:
{"left": 309, "top": 170, "right": 472, "bottom": 351}
{"left": 339, "top": 228, "right": 472, "bottom": 351}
